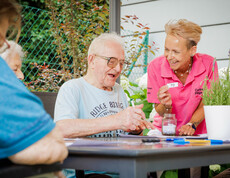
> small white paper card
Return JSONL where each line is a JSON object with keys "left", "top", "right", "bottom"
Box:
{"left": 167, "top": 82, "right": 178, "bottom": 88}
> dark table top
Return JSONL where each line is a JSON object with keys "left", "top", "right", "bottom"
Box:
{"left": 63, "top": 137, "right": 230, "bottom": 177}
{"left": 67, "top": 137, "right": 230, "bottom": 157}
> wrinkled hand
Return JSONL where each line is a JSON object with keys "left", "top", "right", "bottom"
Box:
{"left": 117, "top": 104, "right": 154, "bottom": 132}
{"left": 127, "top": 119, "right": 155, "bottom": 134}
{"left": 157, "top": 85, "right": 172, "bottom": 106}
{"left": 178, "top": 125, "right": 196, "bottom": 136}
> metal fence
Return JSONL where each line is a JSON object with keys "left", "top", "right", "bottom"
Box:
{"left": 122, "top": 29, "right": 150, "bottom": 83}
{"left": 19, "top": 5, "right": 151, "bottom": 92}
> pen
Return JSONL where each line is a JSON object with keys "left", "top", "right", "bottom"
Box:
{"left": 173, "top": 139, "right": 230, "bottom": 145}
{"left": 131, "top": 100, "right": 145, "bottom": 121}
{"left": 209, "top": 139, "right": 230, "bottom": 145}
{"left": 142, "top": 138, "right": 160, "bottom": 143}
{"left": 131, "top": 100, "right": 135, "bottom": 107}
{"left": 186, "top": 139, "right": 210, "bottom": 144}
{"left": 174, "top": 139, "right": 211, "bottom": 145}
{"left": 165, "top": 138, "right": 184, "bottom": 141}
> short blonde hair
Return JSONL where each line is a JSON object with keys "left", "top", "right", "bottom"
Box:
{"left": 88, "top": 32, "right": 124, "bottom": 57}
{"left": 165, "top": 19, "right": 202, "bottom": 49}
{"left": 0, "top": 0, "right": 21, "bottom": 42}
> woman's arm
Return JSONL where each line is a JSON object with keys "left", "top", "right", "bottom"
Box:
{"left": 154, "top": 85, "right": 172, "bottom": 117}
{"left": 178, "top": 100, "right": 205, "bottom": 136}
{"left": 9, "top": 126, "right": 68, "bottom": 165}
{"left": 155, "top": 103, "right": 172, "bottom": 117}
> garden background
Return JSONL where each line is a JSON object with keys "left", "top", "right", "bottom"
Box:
{"left": 18, "top": 0, "right": 156, "bottom": 93}
{"left": 18, "top": 0, "right": 230, "bottom": 92}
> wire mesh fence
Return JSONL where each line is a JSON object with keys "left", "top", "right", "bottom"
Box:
{"left": 122, "top": 31, "right": 148, "bottom": 83}
{"left": 19, "top": 5, "right": 74, "bottom": 92}
{"left": 19, "top": 5, "right": 152, "bottom": 92}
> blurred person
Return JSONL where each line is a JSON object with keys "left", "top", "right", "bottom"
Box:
{"left": 0, "top": 40, "right": 24, "bottom": 80}
{"left": 147, "top": 19, "right": 218, "bottom": 136}
{"left": 0, "top": 0, "right": 68, "bottom": 166}
{"left": 54, "top": 32, "right": 154, "bottom": 139}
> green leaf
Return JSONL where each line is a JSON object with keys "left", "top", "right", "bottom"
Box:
{"left": 129, "top": 81, "right": 139, "bottom": 87}
{"left": 130, "top": 94, "right": 142, "bottom": 100}
{"left": 124, "top": 90, "right": 131, "bottom": 98}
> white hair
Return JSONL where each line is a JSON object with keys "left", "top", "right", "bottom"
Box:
{"left": 88, "top": 32, "right": 124, "bottom": 57}
{"left": 0, "top": 40, "right": 24, "bottom": 62}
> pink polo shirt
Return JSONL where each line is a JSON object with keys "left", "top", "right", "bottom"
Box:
{"left": 147, "top": 53, "right": 218, "bottom": 135}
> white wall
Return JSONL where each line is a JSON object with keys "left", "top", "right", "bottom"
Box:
{"left": 121, "top": 0, "right": 230, "bottom": 72}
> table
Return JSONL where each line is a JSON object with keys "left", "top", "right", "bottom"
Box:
{"left": 62, "top": 137, "right": 230, "bottom": 178}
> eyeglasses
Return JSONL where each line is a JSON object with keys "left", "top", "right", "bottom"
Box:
{"left": 0, "top": 38, "right": 10, "bottom": 54}
{"left": 95, "top": 54, "right": 128, "bottom": 70}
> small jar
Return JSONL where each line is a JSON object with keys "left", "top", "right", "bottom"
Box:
{"left": 162, "top": 113, "right": 177, "bottom": 136}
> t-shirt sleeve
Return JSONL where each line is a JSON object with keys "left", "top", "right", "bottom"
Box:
{"left": 0, "top": 58, "right": 55, "bottom": 159}
{"left": 119, "top": 84, "right": 129, "bottom": 109}
{"left": 147, "top": 61, "right": 161, "bottom": 104}
{"left": 54, "top": 81, "right": 79, "bottom": 122}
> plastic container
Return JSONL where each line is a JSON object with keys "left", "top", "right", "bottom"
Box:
{"left": 162, "top": 113, "right": 177, "bottom": 136}
{"left": 204, "top": 105, "right": 230, "bottom": 140}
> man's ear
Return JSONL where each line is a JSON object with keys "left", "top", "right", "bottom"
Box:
{"left": 190, "top": 45, "right": 197, "bottom": 56}
{"left": 88, "top": 54, "right": 95, "bottom": 69}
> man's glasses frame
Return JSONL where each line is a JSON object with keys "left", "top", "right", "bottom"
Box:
{"left": 94, "top": 54, "right": 128, "bottom": 70}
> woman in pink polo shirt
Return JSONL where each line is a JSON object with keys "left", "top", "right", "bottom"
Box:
{"left": 147, "top": 19, "right": 218, "bottom": 136}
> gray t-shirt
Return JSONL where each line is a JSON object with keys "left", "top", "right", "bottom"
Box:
{"left": 54, "top": 77, "right": 128, "bottom": 137}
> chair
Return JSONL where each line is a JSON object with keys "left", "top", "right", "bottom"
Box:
{"left": 32, "top": 91, "right": 57, "bottom": 119}
{"left": 0, "top": 158, "right": 62, "bottom": 178}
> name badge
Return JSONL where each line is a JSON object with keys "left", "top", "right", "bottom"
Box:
{"left": 167, "top": 82, "right": 178, "bottom": 88}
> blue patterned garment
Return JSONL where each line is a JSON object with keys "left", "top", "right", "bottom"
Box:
{"left": 0, "top": 57, "right": 55, "bottom": 159}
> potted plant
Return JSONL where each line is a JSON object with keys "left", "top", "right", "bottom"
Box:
{"left": 202, "top": 51, "right": 230, "bottom": 140}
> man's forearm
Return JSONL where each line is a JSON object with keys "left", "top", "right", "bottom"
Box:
{"left": 56, "top": 116, "right": 119, "bottom": 138}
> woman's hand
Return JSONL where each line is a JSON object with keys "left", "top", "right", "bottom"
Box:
{"left": 179, "top": 101, "right": 204, "bottom": 136}
{"left": 157, "top": 85, "right": 172, "bottom": 107}
{"left": 178, "top": 125, "right": 196, "bottom": 136}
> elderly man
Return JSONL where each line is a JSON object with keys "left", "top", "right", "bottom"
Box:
{"left": 54, "top": 32, "right": 154, "bottom": 138}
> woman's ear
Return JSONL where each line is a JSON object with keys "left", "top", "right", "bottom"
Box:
{"left": 190, "top": 45, "right": 197, "bottom": 57}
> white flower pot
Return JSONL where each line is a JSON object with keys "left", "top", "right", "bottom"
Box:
{"left": 204, "top": 105, "right": 230, "bottom": 140}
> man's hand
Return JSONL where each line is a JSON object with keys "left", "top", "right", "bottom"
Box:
{"left": 116, "top": 104, "right": 154, "bottom": 132}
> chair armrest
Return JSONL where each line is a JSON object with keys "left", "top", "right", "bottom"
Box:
{"left": 0, "top": 159, "right": 62, "bottom": 178}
